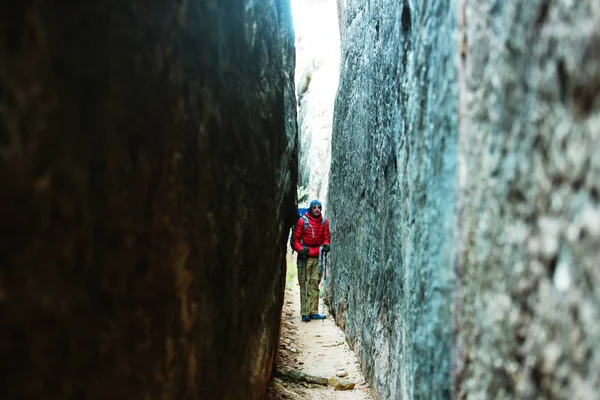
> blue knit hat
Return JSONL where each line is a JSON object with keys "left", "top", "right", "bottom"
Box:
{"left": 309, "top": 199, "right": 322, "bottom": 208}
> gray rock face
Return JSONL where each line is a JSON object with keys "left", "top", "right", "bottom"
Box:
{"left": 330, "top": 0, "right": 600, "bottom": 398}
{"left": 0, "top": 1, "right": 296, "bottom": 399}
{"left": 456, "top": 1, "right": 600, "bottom": 398}
{"left": 329, "top": 0, "right": 458, "bottom": 398}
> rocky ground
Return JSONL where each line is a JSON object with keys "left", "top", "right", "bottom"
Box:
{"left": 266, "top": 256, "right": 373, "bottom": 400}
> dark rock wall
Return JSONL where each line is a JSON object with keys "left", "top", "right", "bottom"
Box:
{"left": 330, "top": 0, "right": 600, "bottom": 398}
{"left": 456, "top": 1, "right": 600, "bottom": 398}
{"left": 328, "top": 0, "right": 458, "bottom": 398}
{"left": 0, "top": 1, "right": 296, "bottom": 399}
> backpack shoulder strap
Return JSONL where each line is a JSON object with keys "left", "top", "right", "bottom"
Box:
{"left": 301, "top": 215, "right": 309, "bottom": 233}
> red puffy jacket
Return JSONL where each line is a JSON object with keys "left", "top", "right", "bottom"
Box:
{"left": 292, "top": 212, "right": 330, "bottom": 258}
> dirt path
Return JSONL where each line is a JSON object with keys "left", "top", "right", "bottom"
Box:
{"left": 266, "top": 256, "right": 373, "bottom": 400}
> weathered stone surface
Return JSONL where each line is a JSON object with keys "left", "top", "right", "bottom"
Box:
{"left": 455, "top": 1, "right": 600, "bottom": 398}
{"left": 335, "top": 369, "right": 348, "bottom": 377}
{"left": 328, "top": 0, "right": 458, "bottom": 398}
{"left": 0, "top": 1, "right": 296, "bottom": 399}
{"left": 328, "top": 377, "right": 356, "bottom": 391}
{"left": 330, "top": 0, "right": 600, "bottom": 399}
{"left": 275, "top": 368, "right": 329, "bottom": 386}
{"left": 265, "top": 379, "right": 304, "bottom": 400}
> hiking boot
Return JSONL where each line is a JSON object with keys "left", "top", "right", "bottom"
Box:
{"left": 309, "top": 313, "right": 326, "bottom": 320}
{"left": 301, "top": 315, "right": 311, "bottom": 323}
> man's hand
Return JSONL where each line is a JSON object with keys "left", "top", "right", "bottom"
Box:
{"left": 299, "top": 246, "right": 309, "bottom": 259}
{"left": 322, "top": 244, "right": 330, "bottom": 253}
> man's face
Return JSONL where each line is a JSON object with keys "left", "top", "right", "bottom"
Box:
{"left": 311, "top": 205, "right": 322, "bottom": 217}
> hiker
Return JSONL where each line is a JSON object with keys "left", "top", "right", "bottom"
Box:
{"left": 291, "top": 199, "right": 331, "bottom": 322}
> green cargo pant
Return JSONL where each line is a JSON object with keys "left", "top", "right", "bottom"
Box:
{"left": 297, "top": 256, "right": 321, "bottom": 316}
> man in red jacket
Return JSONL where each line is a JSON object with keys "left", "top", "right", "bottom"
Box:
{"left": 291, "top": 199, "right": 331, "bottom": 322}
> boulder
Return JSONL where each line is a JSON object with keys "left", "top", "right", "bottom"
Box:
{"left": 0, "top": 1, "right": 297, "bottom": 399}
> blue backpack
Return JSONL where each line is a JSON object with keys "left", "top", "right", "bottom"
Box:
{"left": 289, "top": 207, "right": 326, "bottom": 252}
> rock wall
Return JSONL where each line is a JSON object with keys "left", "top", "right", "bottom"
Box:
{"left": 0, "top": 1, "right": 297, "bottom": 399}
{"left": 455, "top": 1, "right": 600, "bottom": 398}
{"left": 328, "top": 0, "right": 458, "bottom": 398}
{"left": 292, "top": 0, "right": 339, "bottom": 208}
{"left": 330, "top": 0, "right": 600, "bottom": 398}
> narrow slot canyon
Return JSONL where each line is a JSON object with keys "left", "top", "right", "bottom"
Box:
{"left": 1, "top": 1, "right": 599, "bottom": 400}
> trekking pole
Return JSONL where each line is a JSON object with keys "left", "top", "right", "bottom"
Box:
{"left": 305, "top": 265, "right": 309, "bottom": 318}
{"left": 321, "top": 252, "right": 327, "bottom": 320}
